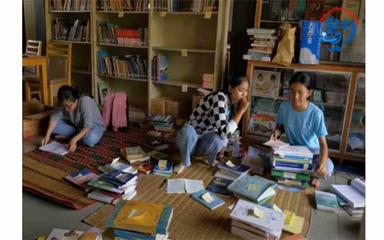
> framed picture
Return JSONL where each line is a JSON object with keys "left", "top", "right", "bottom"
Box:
{"left": 97, "top": 81, "right": 109, "bottom": 104}
{"left": 252, "top": 69, "right": 281, "bottom": 98}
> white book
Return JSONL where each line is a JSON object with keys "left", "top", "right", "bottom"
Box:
{"left": 184, "top": 179, "right": 204, "bottom": 194}
{"left": 273, "top": 145, "right": 314, "bottom": 159}
{"left": 263, "top": 139, "right": 289, "bottom": 149}
{"left": 47, "top": 228, "right": 84, "bottom": 240}
{"left": 166, "top": 178, "right": 205, "bottom": 194}
{"left": 331, "top": 178, "right": 365, "bottom": 208}
{"left": 39, "top": 141, "right": 68, "bottom": 156}
{"left": 230, "top": 199, "right": 284, "bottom": 238}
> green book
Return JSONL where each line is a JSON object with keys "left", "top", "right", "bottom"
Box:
{"left": 271, "top": 169, "right": 310, "bottom": 181}
{"left": 315, "top": 190, "right": 339, "bottom": 212}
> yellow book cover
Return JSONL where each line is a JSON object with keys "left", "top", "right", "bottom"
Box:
{"left": 108, "top": 200, "right": 165, "bottom": 234}
{"left": 283, "top": 210, "right": 304, "bottom": 234}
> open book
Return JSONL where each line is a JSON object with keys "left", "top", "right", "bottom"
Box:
{"left": 263, "top": 139, "right": 289, "bottom": 149}
{"left": 331, "top": 178, "right": 365, "bottom": 208}
{"left": 39, "top": 141, "right": 68, "bottom": 156}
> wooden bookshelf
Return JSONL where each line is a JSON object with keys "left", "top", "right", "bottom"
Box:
{"left": 45, "top": 0, "right": 94, "bottom": 95}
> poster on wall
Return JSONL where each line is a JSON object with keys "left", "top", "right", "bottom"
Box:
{"left": 252, "top": 69, "right": 281, "bottom": 98}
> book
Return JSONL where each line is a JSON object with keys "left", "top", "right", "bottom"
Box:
{"left": 46, "top": 228, "right": 84, "bottom": 240}
{"left": 153, "top": 160, "right": 173, "bottom": 176}
{"left": 145, "top": 139, "right": 169, "bottom": 151}
{"left": 227, "top": 174, "right": 277, "bottom": 204}
{"left": 132, "top": 160, "right": 153, "bottom": 174}
{"left": 157, "top": 54, "right": 168, "bottom": 81}
{"left": 87, "top": 189, "right": 124, "bottom": 205}
{"left": 64, "top": 168, "right": 99, "bottom": 191}
{"left": 113, "top": 229, "right": 156, "bottom": 240}
{"left": 342, "top": 205, "right": 364, "bottom": 218}
{"left": 191, "top": 189, "right": 225, "bottom": 210}
{"left": 230, "top": 199, "right": 284, "bottom": 238}
{"left": 272, "top": 161, "right": 312, "bottom": 171}
{"left": 101, "top": 169, "right": 137, "bottom": 187}
{"left": 217, "top": 161, "right": 251, "bottom": 177}
{"left": 282, "top": 210, "right": 304, "bottom": 234}
{"left": 331, "top": 178, "right": 365, "bottom": 208}
{"left": 231, "top": 220, "right": 271, "bottom": 238}
{"left": 39, "top": 141, "right": 68, "bottom": 156}
{"left": 206, "top": 177, "right": 233, "bottom": 196}
{"left": 315, "top": 190, "right": 339, "bottom": 212}
{"left": 263, "top": 139, "right": 289, "bottom": 149}
{"left": 87, "top": 178, "right": 134, "bottom": 194}
{"left": 273, "top": 145, "right": 314, "bottom": 160}
{"left": 271, "top": 169, "right": 310, "bottom": 181}
{"left": 107, "top": 200, "right": 173, "bottom": 235}
{"left": 122, "top": 146, "right": 146, "bottom": 160}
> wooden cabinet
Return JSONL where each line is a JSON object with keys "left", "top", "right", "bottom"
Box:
{"left": 243, "top": 60, "right": 365, "bottom": 163}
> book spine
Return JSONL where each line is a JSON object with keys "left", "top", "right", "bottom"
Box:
{"left": 273, "top": 161, "right": 312, "bottom": 170}
{"left": 271, "top": 169, "right": 311, "bottom": 181}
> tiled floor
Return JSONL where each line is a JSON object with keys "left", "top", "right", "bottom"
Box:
{"left": 22, "top": 137, "right": 364, "bottom": 240}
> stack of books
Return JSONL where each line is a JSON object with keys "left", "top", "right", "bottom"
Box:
{"left": 153, "top": 159, "right": 173, "bottom": 177}
{"left": 269, "top": 144, "right": 313, "bottom": 189}
{"left": 148, "top": 115, "right": 174, "bottom": 132}
{"left": 98, "top": 158, "right": 138, "bottom": 175}
{"left": 243, "top": 28, "right": 278, "bottom": 62}
{"left": 121, "top": 146, "right": 150, "bottom": 164}
{"left": 331, "top": 178, "right": 365, "bottom": 217}
{"left": 64, "top": 168, "right": 99, "bottom": 192}
{"left": 214, "top": 161, "right": 251, "bottom": 182}
{"left": 227, "top": 174, "right": 277, "bottom": 205}
{"left": 107, "top": 200, "right": 173, "bottom": 240}
{"left": 86, "top": 169, "right": 138, "bottom": 205}
{"left": 230, "top": 199, "right": 284, "bottom": 240}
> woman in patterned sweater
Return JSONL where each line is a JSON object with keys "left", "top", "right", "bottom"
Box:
{"left": 175, "top": 73, "right": 250, "bottom": 174}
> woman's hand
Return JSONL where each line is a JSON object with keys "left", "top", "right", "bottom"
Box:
{"left": 271, "top": 129, "right": 281, "bottom": 141}
{"left": 316, "top": 162, "right": 327, "bottom": 177}
{"left": 239, "top": 98, "right": 250, "bottom": 114}
{"left": 68, "top": 139, "right": 78, "bottom": 152}
{"left": 41, "top": 135, "right": 50, "bottom": 146}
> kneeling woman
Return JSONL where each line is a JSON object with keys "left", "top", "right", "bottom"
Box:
{"left": 41, "top": 85, "right": 106, "bottom": 152}
{"left": 175, "top": 73, "right": 250, "bottom": 174}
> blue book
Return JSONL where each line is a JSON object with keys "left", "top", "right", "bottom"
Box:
{"left": 153, "top": 160, "right": 173, "bottom": 174}
{"left": 217, "top": 162, "right": 251, "bottom": 176}
{"left": 191, "top": 189, "right": 225, "bottom": 210}
{"left": 157, "top": 54, "right": 168, "bottom": 81}
{"left": 114, "top": 229, "right": 155, "bottom": 240}
{"left": 101, "top": 170, "right": 137, "bottom": 187}
{"left": 227, "top": 174, "right": 276, "bottom": 203}
{"left": 206, "top": 177, "right": 232, "bottom": 196}
{"left": 155, "top": 204, "right": 173, "bottom": 234}
{"left": 273, "top": 161, "right": 312, "bottom": 170}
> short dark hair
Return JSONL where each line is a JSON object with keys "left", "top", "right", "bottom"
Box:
{"left": 57, "top": 85, "right": 79, "bottom": 102}
{"left": 289, "top": 72, "right": 314, "bottom": 90}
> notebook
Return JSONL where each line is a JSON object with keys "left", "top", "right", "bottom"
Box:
{"left": 331, "top": 178, "right": 365, "bottom": 208}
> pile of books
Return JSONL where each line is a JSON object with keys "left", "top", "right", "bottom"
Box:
{"left": 227, "top": 174, "right": 277, "bottom": 205}
{"left": 153, "top": 159, "right": 173, "bottom": 177}
{"left": 148, "top": 115, "right": 174, "bottom": 132}
{"left": 243, "top": 28, "right": 278, "bottom": 62}
{"left": 107, "top": 200, "right": 173, "bottom": 240}
{"left": 331, "top": 178, "right": 365, "bottom": 217}
{"left": 270, "top": 144, "right": 313, "bottom": 189}
{"left": 230, "top": 199, "right": 284, "bottom": 239}
{"left": 97, "top": 0, "right": 149, "bottom": 12}
{"left": 120, "top": 146, "right": 153, "bottom": 174}
{"left": 97, "top": 21, "right": 148, "bottom": 46}
{"left": 86, "top": 169, "right": 138, "bottom": 205}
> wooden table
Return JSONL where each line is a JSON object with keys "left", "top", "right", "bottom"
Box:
{"left": 23, "top": 56, "right": 48, "bottom": 105}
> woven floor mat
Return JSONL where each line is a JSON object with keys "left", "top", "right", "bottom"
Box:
{"left": 84, "top": 162, "right": 313, "bottom": 239}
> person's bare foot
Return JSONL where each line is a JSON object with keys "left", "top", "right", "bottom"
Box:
{"left": 174, "top": 163, "right": 186, "bottom": 175}
{"left": 311, "top": 177, "right": 321, "bottom": 188}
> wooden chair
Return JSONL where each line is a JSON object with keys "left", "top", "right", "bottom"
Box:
{"left": 23, "top": 40, "right": 43, "bottom": 101}
{"left": 26, "top": 42, "right": 72, "bottom": 106}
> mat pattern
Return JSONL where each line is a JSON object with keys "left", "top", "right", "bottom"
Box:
{"left": 84, "top": 163, "right": 313, "bottom": 239}
{"left": 23, "top": 128, "right": 177, "bottom": 209}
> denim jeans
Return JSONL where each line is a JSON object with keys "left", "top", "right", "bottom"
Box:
{"left": 176, "top": 124, "right": 228, "bottom": 167}
{"left": 312, "top": 155, "right": 334, "bottom": 177}
{"left": 52, "top": 120, "right": 104, "bottom": 147}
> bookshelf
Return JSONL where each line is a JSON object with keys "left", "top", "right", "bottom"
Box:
{"left": 45, "top": 0, "right": 94, "bottom": 96}
{"left": 92, "top": 1, "right": 149, "bottom": 114}
{"left": 149, "top": 0, "right": 230, "bottom": 118}
{"left": 45, "top": 0, "right": 230, "bottom": 120}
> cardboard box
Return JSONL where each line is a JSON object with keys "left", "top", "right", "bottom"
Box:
{"left": 151, "top": 97, "right": 180, "bottom": 118}
{"left": 299, "top": 21, "right": 322, "bottom": 64}
{"left": 23, "top": 99, "right": 53, "bottom": 138}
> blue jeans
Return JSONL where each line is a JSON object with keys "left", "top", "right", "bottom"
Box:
{"left": 176, "top": 124, "right": 228, "bottom": 167}
{"left": 313, "top": 155, "right": 334, "bottom": 177}
{"left": 52, "top": 120, "right": 104, "bottom": 147}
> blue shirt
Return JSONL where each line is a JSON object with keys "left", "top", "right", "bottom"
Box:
{"left": 276, "top": 101, "right": 328, "bottom": 153}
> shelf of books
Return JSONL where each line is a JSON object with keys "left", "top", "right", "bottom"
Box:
{"left": 93, "top": 0, "right": 149, "bottom": 117}
{"left": 148, "top": 0, "right": 229, "bottom": 119}
{"left": 46, "top": 0, "right": 94, "bottom": 95}
{"left": 243, "top": 61, "right": 365, "bottom": 163}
